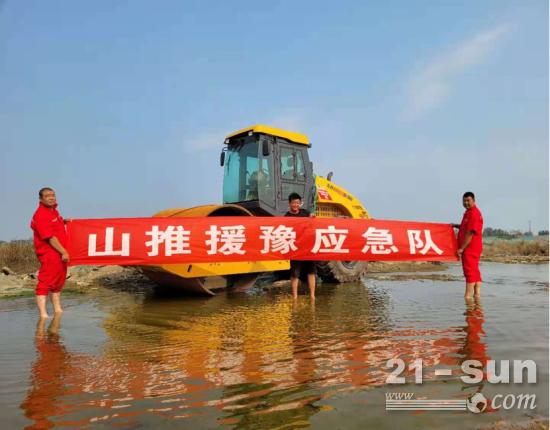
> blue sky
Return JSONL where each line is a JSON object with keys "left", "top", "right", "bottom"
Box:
{"left": 0, "top": 0, "right": 548, "bottom": 239}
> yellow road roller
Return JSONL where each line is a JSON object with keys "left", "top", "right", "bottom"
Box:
{"left": 141, "top": 125, "right": 371, "bottom": 294}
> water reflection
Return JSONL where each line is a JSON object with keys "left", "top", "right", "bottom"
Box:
{"left": 21, "top": 315, "right": 72, "bottom": 430}
{"left": 460, "top": 298, "right": 489, "bottom": 366}
{"left": 459, "top": 298, "right": 491, "bottom": 403}
{"left": 20, "top": 284, "right": 491, "bottom": 428}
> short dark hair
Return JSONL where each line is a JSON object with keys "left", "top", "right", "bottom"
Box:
{"left": 39, "top": 187, "right": 54, "bottom": 198}
{"left": 463, "top": 191, "right": 475, "bottom": 200}
{"left": 288, "top": 192, "right": 302, "bottom": 202}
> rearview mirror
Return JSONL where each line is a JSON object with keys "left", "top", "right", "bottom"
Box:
{"left": 262, "top": 141, "right": 270, "bottom": 157}
{"left": 220, "top": 151, "right": 225, "bottom": 166}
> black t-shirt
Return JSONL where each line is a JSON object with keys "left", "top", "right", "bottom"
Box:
{"left": 284, "top": 208, "right": 310, "bottom": 217}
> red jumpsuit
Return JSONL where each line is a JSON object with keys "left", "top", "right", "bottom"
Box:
{"left": 30, "top": 203, "right": 68, "bottom": 295}
{"left": 458, "top": 206, "right": 483, "bottom": 283}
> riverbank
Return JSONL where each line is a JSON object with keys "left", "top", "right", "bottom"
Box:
{"left": 2, "top": 262, "right": 448, "bottom": 298}
{"left": 0, "top": 265, "right": 153, "bottom": 299}
{"left": 481, "top": 237, "right": 548, "bottom": 264}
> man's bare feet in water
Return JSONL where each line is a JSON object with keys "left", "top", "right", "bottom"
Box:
{"left": 36, "top": 295, "right": 49, "bottom": 319}
{"left": 307, "top": 273, "right": 316, "bottom": 300}
{"left": 51, "top": 292, "right": 63, "bottom": 314}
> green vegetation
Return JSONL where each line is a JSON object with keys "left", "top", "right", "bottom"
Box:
{"left": 484, "top": 227, "right": 549, "bottom": 239}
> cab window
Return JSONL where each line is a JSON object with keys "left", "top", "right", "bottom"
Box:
{"left": 280, "top": 147, "right": 295, "bottom": 180}
{"left": 296, "top": 151, "right": 306, "bottom": 181}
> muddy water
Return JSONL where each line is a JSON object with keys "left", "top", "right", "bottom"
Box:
{"left": 0, "top": 263, "right": 547, "bottom": 429}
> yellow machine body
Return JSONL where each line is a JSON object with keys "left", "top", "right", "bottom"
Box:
{"left": 141, "top": 125, "right": 371, "bottom": 293}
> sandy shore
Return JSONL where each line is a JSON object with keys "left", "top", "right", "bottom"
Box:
{"left": 1, "top": 244, "right": 548, "bottom": 298}
{"left": 0, "top": 265, "right": 153, "bottom": 299}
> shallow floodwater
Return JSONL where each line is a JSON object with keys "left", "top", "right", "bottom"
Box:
{"left": 0, "top": 263, "right": 548, "bottom": 429}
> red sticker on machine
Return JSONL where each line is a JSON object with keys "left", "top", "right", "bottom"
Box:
{"left": 317, "top": 188, "right": 332, "bottom": 200}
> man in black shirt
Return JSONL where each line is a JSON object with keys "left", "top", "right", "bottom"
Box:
{"left": 285, "top": 192, "right": 317, "bottom": 299}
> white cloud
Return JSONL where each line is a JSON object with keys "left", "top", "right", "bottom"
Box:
{"left": 403, "top": 25, "right": 509, "bottom": 120}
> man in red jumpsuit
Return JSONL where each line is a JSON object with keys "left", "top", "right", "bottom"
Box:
{"left": 453, "top": 191, "right": 484, "bottom": 299}
{"left": 30, "top": 188, "right": 70, "bottom": 319}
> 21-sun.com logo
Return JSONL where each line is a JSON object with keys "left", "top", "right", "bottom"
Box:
{"left": 386, "top": 392, "right": 537, "bottom": 413}
{"left": 467, "top": 392, "right": 537, "bottom": 413}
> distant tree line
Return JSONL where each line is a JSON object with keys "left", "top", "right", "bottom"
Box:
{"left": 483, "top": 228, "right": 549, "bottom": 238}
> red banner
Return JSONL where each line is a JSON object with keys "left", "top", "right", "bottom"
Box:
{"left": 65, "top": 217, "right": 458, "bottom": 266}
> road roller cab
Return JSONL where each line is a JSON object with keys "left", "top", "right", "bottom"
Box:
{"left": 220, "top": 125, "right": 315, "bottom": 216}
